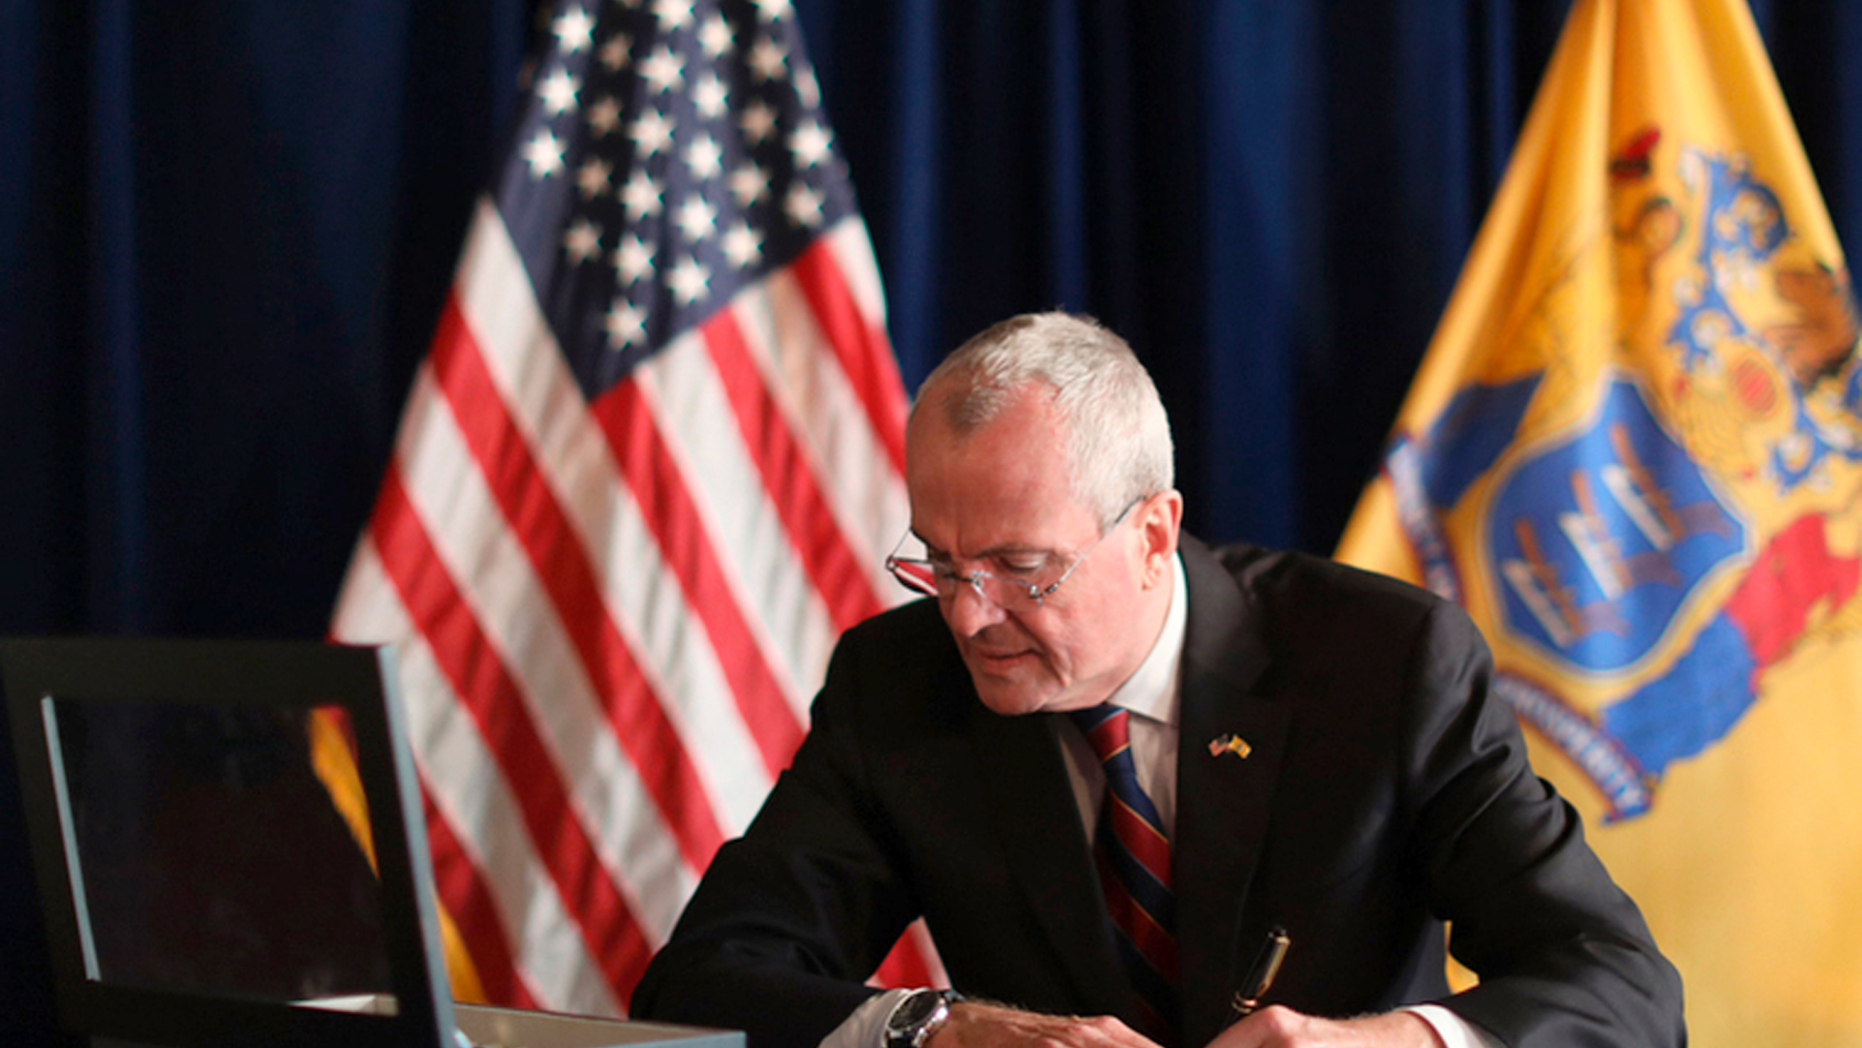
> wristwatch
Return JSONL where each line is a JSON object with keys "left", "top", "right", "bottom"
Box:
{"left": 881, "top": 988, "right": 962, "bottom": 1048}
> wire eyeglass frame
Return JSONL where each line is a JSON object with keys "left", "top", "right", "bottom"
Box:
{"left": 884, "top": 498, "right": 1142, "bottom": 610}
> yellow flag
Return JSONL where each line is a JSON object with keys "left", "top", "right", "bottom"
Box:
{"left": 1334, "top": 0, "right": 1862, "bottom": 1043}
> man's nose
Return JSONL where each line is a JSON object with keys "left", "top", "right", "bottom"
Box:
{"left": 943, "top": 576, "right": 1006, "bottom": 635}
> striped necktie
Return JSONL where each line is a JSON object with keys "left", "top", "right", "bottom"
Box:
{"left": 1069, "top": 704, "right": 1179, "bottom": 1043}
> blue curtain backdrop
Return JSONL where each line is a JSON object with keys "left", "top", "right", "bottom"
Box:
{"left": 5, "top": 0, "right": 1860, "bottom": 1037}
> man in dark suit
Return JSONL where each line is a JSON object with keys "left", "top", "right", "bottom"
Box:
{"left": 632, "top": 313, "right": 1684, "bottom": 1048}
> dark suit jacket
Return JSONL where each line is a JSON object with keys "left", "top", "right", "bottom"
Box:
{"left": 632, "top": 536, "right": 1684, "bottom": 1048}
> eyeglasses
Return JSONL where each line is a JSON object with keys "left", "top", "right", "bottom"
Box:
{"left": 885, "top": 499, "right": 1141, "bottom": 610}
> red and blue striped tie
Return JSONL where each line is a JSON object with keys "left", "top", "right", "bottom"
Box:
{"left": 1070, "top": 704, "right": 1179, "bottom": 1043}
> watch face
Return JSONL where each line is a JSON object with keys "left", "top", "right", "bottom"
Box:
{"left": 890, "top": 990, "right": 940, "bottom": 1029}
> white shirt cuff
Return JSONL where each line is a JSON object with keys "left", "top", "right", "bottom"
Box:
{"left": 1404, "top": 1003, "right": 1504, "bottom": 1048}
{"left": 819, "top": 987, "right": 910, "bottom": 1048}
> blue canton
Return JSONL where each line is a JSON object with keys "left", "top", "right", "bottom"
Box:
{"left": 495, "top": 0, "right": 859, "bottom": 398}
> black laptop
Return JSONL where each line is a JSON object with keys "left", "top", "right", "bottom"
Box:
{"left": 0, "top": 637, "right": 740, "bottom": 1048}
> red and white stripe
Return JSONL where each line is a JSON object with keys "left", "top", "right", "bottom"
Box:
{"left": 332, "top": 199, "right": 938, "bottom": 1015}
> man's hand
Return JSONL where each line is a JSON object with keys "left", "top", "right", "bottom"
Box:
{"left": 1208, "top": 1006, "right": 1446, "bottom": 1048}
{"left": 925, "top": 999, "right": 1163, "bottom": 1048}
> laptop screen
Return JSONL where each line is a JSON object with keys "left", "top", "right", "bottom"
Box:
{"left": 2, "top": 638, "right": 457, "bottom": 1048}
{"left": 44, "top": 695, "right": 394, "bottom": 1002}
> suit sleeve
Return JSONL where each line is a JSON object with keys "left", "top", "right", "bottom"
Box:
{"left": 1398, "top": 601, "right": 1685, "bottom": 1048}
{"left": 629, "top": 616, "right": 919, "bottom": 1048}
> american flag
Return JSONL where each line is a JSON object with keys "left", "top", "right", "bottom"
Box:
{"left": 331, "top": 0, "right": 935, "bottom": 1015}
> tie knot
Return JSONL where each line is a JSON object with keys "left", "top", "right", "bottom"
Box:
{"left": 1068, "top": 704, "right": 1132, "bottom": 765}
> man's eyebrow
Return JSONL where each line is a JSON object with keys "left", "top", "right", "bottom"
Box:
{"left": 913, "top": 534, "right": 1052, "bottom": 561}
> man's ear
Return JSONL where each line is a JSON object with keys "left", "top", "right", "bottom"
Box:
{"left": 1136, "top": 490, "right": 1183, "bottom": 587}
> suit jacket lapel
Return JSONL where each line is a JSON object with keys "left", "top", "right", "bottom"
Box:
{"left": 969, "top": 677, "right": 1130, "bottom": 1014}
{"left": 1172, "top": 537, "right": 1290, "bottom": 1047}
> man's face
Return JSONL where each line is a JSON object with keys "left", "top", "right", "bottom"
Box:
{"left": 903, "top": 384, "right": 1176, "bottom": 716}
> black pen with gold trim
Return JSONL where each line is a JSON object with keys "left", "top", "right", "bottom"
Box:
{"left": 1229, "top": 925, "right": 1291, "bottom": 1022}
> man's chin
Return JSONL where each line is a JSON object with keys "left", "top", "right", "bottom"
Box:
{"left": 973, "top": 688, "right": 1054, "bottom": 717}
{"left": 966, "top": 669, "right": 1059, "bottom": 718}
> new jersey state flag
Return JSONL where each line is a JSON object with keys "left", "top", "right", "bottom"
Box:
{"left": 1335, "top": 0, "right": 1862, "bottom": 1043}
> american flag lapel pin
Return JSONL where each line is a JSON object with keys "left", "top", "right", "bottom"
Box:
{"left": 1208, "top": 733, "right": 1252, "bottom": 759}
